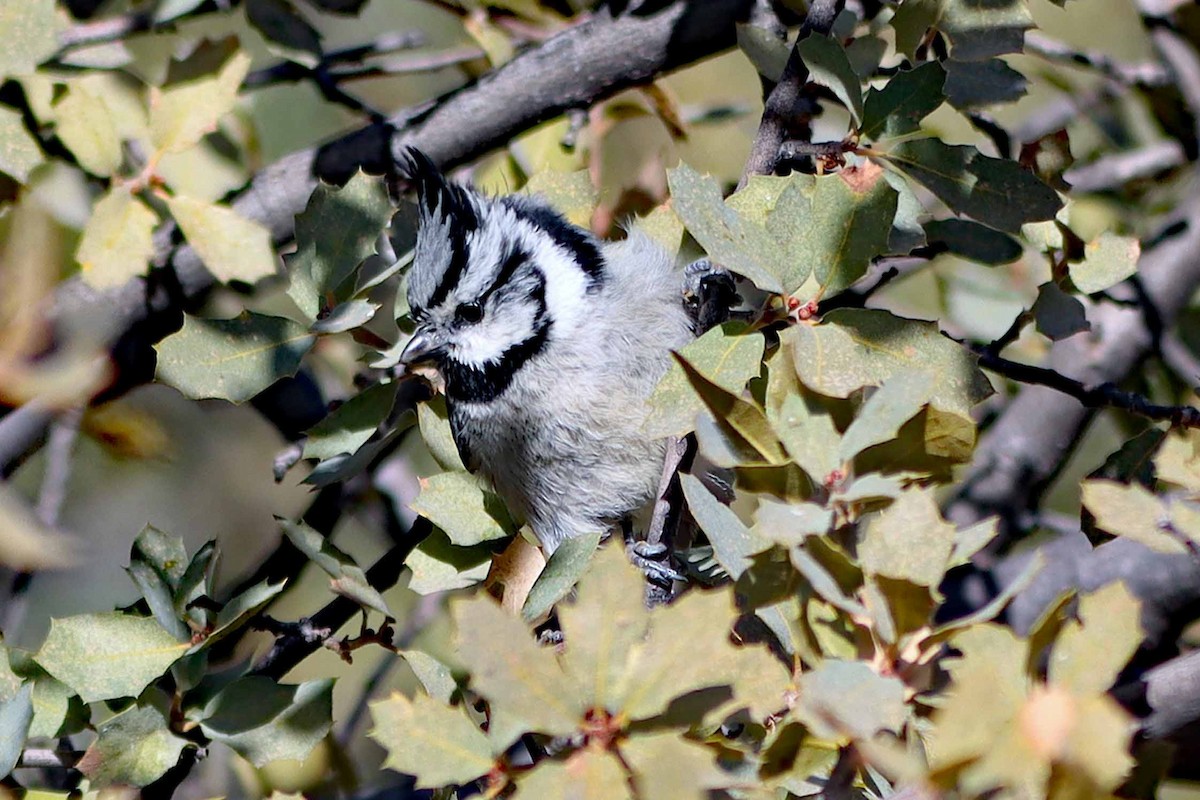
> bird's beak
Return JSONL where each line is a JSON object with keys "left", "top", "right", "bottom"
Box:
{"left": 399, "top": 329, "right": 442, "bottom": 366}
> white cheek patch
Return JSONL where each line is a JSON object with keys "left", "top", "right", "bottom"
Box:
{"left": 525, "top": 227, "right": 589, "bottom": 333}
{"left": 452, "top": 307, "right": 537, "bottom": 366}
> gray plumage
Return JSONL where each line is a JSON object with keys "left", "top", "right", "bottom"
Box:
{"left": 397, "top": 149, "right": 693, "bottom": 553}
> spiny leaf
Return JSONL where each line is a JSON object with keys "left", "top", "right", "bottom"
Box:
{"left": 453, "top": 595, "right": 583, "bottom": 738}
{"left": 410, "top": 472, "right": 517, "bottom": 547}
{"left": 76, "top": 188, "right": 158, "bottom": 290}
{"left": 1049, "top": 582, "right": 1143, "bottom": 695}
{"left": 523, "top": 530, "right": 602, "bottom": 623}
{"left": 522, "top": 169, "right": 599, "bottom": 227}
{"left": 795, "top": 660, "right": 907, "bottom": 740}
{"left": 166, "top": 196, "right": 278, "bottom": 285}
{"left": 1068, "top": 233, "right": 1139, "bottom": 294}
{"left": 681, "top": 473, "right": 770, "bottom": 579}
{"left": 796, "top": 33, "right": 864, "bottom": 123}
{"left": 787, "top": 308, "right": 993, "bottom": 419}
{"left": 0, "top": 0, "right": 57, "bottom": 78}
{"left": 557, "top": 546, "right": 649, "bottom": 710}
{"left": 285, "top": 171, "right": 395, "bottom": 320}
{"left": 77, "top": 704, "right": 190, "bottom": 788}
{"left": 878, "top": 138, "right": 1061, "bottom": 233}
{"left": 0, "top": 106, "right": 42, "bottom": 182}
{"left": 52, "top": 80, "right": 121, "bottom": 176}
{"left": 859, "top": 488, "right": 957, "bottom": 588}
{"left": 677, "top": 355, "right": 787, "bottom": 465}
{"left": 198, "top": 677, "right": 333, "bottom": 767}
{"left": 303, "top": 381, "right": 398, "bottom": 461}
{"left": 644, "top": 323, "right": 765, "bottom": 439}
{"left": 154, "top": 312, "right": 316, "bottom": 404}
{"left": 36, "top": 614, "right": 189, "bottom": 703}
{"left": 281, "top": 519, "right": 391, "bottom": 616}
{"left": 515, "top": 749, "right": 632, "bottom": 800}
{"left": 860, "top": 61, "right": 946, "bottom": 140}
{"left": 667, "top": 163, "right": 784, "bottom": 293}
{"left": 838, "top": 370, "right": 936, "bottom": 462}
{"left": 371, "top": 692, "right": 494, "bottom": 789}
{"left": 150, "top": 51, "right": 251, "bottom": 154}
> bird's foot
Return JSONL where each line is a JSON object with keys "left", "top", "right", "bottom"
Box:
{"left": 626, "top": 539, "right": 685, "bottom": 589}
{"left": 683, "top": 258, "right": 739, "bottom": 333}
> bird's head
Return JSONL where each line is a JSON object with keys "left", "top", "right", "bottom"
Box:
{"left": 397, "top": 147, "right": 607, "bottom": 402}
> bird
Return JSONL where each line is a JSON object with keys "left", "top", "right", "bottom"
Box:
{"left": 396, "top": 147, "right": 700, "bottom": 557}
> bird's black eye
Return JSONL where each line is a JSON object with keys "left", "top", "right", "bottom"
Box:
{"left": 455, "top": 301, "right": 484, "bottom": 324}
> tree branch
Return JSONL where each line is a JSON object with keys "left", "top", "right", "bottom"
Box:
{"left": 740, "top": 0, "right": 846, "bottom": 185}
{"left": 970, "top": 346, "right": 1200, "bottom": 428}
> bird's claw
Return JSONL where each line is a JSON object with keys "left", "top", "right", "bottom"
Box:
{"left": 626, "top": 540, "right": 685, "bottom": 588}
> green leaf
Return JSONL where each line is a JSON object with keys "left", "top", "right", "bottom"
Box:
{"left": 644, "top": 322, "right": 765, "bottom": 438}
{"left": 77, "top": 704, "right": 190, "bottom": 788}
{"left": 667, "top": 163, "right": 784, "bottom": 293}
{"left": 738, "top": 22, "right": 790, "bottom": 83}
{"left": 400, "top": 649, "right": 457, "bottom": 703}
{"left": 0, "top": 0, "right": 56, "bottom": 78}
{"left": 777, "top": 164, "right": 899, "bottom": 298}
{"left": 453, "top": 595, "right": 583, "bottom": 737}
{"left": 8, "top": 653, "right": 84, "bottom": 739}
{"left": 52, "top": 79, "right": 121, "bottom": 176}
{"left": 838, "top": 371, "right": 935, "bottom": 461}
{"left": 166, "top": 195, "right": 278, "bottom": 285}
{"left": 859, "top": 488, "right": 957, "bottom": 588}
{"left": 1049, "top": 582, "right": 1143, "bottom": 695}
{"left": 944, "top": 58, "right": 1028, "bottom": 109}
{"left": 126, "top": 525, "right": 191, "bottom": 642}
{"left": 303, "top": 381, "right": 398, "bottom": 461}
{"left": 200, "top": 579, "right": 287, "bottom": 650}
{"left": 406, "top": 530, "right": 492, "bottom": 595}
{"left": 752, "top": 499, "right": 834, "bottom": 546}
{"left": 625, "top": 732, "right": 729, "bottom": 799}
{"left": 411, "top": 472, "right": 516, "bottom": 547}
{"left": 371, "top": 692, "right": 494, "bottom": 788}
{"left": 796, "top": 34, "right": 863, "bottom": 124}
{"left": 1081, "top": 480, "right": 1184, "bottom": 554}
{"left": 941, "top": 0, "right": 1034, "bottom": 60}
{"left": 556, "top": 546, "right": 649, "bottom": 710}
{"left": 879, "top": 138, "right": 1062, "bottom": 233}
{"left": 860, "top": 61, "right": 946, "bottom": 140}
{"left": 0, "top": 645, "right": 18, "bottom": 703}
{"left": 788, "top": 308, "right": 992, "bottom": 419}
{"left": 0, "top": 105, "right": 42, "bottom": 182}
{"left": 795, "top": 660, "right": 907, "bottom": 740}
{"left": 309, "top": 299, "right": 379, "bottom": 333}
{"left": 286, "top": 170, "right": 394, "bottom": 319}
{"left": 1032, "top": 282, "right": 1090, "bottom": 341}
{"left": 418, "top": 397, "right": 466, "bottom": 471}
{"left": 1068, "top": 232, "right": 1139, "bottom": 294}
{"left": 281, "top": 518, "right": 391, "bottom": 616}
{"left": 199, "top": 677, "right": 333, "bottom": 767}
{"left": 522, "top": 169, "right": 598, "bottom": 227}
{"left": 0, "top": 683, "right": 33, "bottom": 777}
{"left": 150, "top": 51, "right": 251, "bottom": 153}
{"left": 36, "top": 614, "right": 189, "bottom": 703}
{"left": 677, "top": 356, "right": 787, "bottom": 465}
{"left": 523, "top": 530, "right": 601, "bottom": 623}
{"left": 76, "top": 187, "right": 158, "bottom": 290}
{"left": 614, "top": 588, "right": 788, "bottom": 722}
{"left": 924, "top": 218, "right": 1022, "bottom": 265}
{"left": 247, "top": 0, "right": 323, "bottom": 68}
{"left": 175, "top": 541, "right": 218, "bottom": 629}
{"left": 791, "top": 547, "right": 868, "bottom": 618}
{"left": 681, "top": 473, "right": 769, "bottom": 579}
{"left": 515, "top": 749, "right": 632, "bottom": 800}
{"left": 154, "top": 312, "right": 316, "bottom": 403}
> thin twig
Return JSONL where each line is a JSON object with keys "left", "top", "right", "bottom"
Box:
{"left": 740, "top": 0, "right": 847, "bottom": 186}
{"left": 242, "top": 32, "right": 433, "bottom": 89}
{"left": 56, "top": 9, "right": 157, "bottom": 51}
{"left": 16, "top": 748, "right": 82, "bottom": 770}
{"left": 1025, "top": 30, "right": 1171, "bottom": 87}
{"left": 252, "top": 517, "right": 432, "bottom": 680}
{"left": 1063, "top": 140, "right": 1187, "bottom": 192}
{"left": 35, "top": 407, "right": 82, "bottom": 529}
{"left": 971, "top": 344, "right": 1200, "bottom": 428}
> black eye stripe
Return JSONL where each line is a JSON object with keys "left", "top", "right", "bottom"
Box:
{"left": 499, "top": 197, "right": 605, "bottom": 292}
